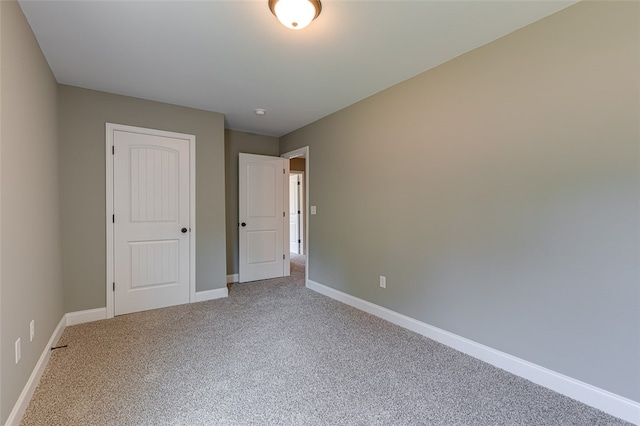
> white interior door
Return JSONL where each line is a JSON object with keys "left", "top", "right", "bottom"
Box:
{"left": 239, "top": 153, "right": 289, "bottom": 283}
{"left": 289, "top": 174, "right": 301, "bottom": 254}
{"left": 113, "top": 129, "right": 191, "bottom": 315}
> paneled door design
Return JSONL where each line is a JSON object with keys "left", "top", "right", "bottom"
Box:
{"left": 112, "top": 127, "right": 192, "bottom": 315}
{"left": 239, "top": 153, "right": 289, "bottom": 283}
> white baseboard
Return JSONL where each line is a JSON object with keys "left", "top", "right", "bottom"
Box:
{"left": 5, "top": 308, "right": 108, "bottom": 426}
{"left": 4, "top": 316, "right": 66, "bottom": 426}
{"left": 226, "top": 273, "right": 238, "bottom": 284}
{"left": 307, "top": 279, "right": 640, "bottom": 425}
{"left": 195, "top": 287, "right": 228, "bottom": 302}
{"left": 65, "top": 307, "right": 107, "bottom": 326}
{"left": 5, "top": 297, "right": 236, "bottom": 426}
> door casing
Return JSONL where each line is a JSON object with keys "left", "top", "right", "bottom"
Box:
{"left": 105, "top": 123, "right": 196, "bottom": 319}
{"left": 281, "top": 147, "right": 309, "bottom": 285}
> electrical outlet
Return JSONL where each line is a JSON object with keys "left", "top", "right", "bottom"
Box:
{"left": 380, "top": 275, "right": 386, "bottom": 288}
{"left": 15, "top": 338, "right": 21, "bottom": 364}
{"left": 30, "top": 320, "right": 35, "bottom": 342}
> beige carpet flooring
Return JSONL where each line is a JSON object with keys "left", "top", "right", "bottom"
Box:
{"left": 20, "top": 254, "right": 630, "bottom": 425}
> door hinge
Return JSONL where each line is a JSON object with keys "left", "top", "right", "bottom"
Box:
{"left": 112, "top": 282, "right": 115, "bottom": 292}
{"left": 112, "top": 146, "right": 115, "bottom": 155}
{"left": 297, "top": 210, "right": 301, "bottom": 215}
{"left": 283, "top": 212, "right": 285, "bottom": 217}
{"left": 283, "top": 254, "right": 285, "bottom": 260}
{"left": 298, "top": 239, "right": 301, "bottom": 243}
{"left": 297, "top": 181, "right": 300, "bottom": 186}
{"left": 112, "top": 214, "right": 115, "bottom": 223}
{"left": 283, "top": 168, "right": 285, "bottom": 174}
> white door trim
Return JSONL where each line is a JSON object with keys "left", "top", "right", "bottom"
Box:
{"left": 281, "top": 147, "right": 309, "bottom": 285}
{"left": 105, "top": 123, "right": 196, "bottom": 319}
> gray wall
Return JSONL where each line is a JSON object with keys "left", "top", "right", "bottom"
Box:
{"left": 59, "top": 85, "right": 226, "bottom": 313}
{"left": 0, "top": 1, "right": 64, "bottom": 422}
{"left": 224, "top": 129, "right": 279, "bottom": 276}
{"left": 280, "top": 1, "right": 639, "bottom": 402}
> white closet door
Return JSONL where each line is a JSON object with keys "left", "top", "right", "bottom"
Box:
{"left": 113, "top": 129, "right": 190, "bottom": 315}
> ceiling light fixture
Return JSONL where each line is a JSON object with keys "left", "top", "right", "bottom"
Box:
{"left": 268, "top": 0, "right": 322, "bottom": 30}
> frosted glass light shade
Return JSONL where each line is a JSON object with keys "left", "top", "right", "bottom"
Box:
{"left": 268, "top": 0, "right": 322, "bottom": 30}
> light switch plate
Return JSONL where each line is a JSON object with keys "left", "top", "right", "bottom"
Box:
{"left": 311, "top": 206, "right": 317, "bottom": 215}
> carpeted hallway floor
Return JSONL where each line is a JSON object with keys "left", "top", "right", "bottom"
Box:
{"left": 21, "top": 254, "right": 630, "bottom": 425}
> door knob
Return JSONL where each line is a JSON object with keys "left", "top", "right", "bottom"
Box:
{"left": 181, "top": 228, "right": 188, "bottom": 233}
{"left": 241, "top": 222, "right": 246, "bottom": 227}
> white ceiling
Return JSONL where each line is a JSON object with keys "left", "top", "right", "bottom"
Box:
{"left": 19, "top": 0, "right": 578, "bottom": 137}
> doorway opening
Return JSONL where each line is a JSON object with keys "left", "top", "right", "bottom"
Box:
{"left": 281, "top": 147, "right": 309, "bottom": 285}
{"left": 289, "top": 171, "right": 304, "bottom": 255}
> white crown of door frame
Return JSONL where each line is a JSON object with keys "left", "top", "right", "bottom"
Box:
{"left": 105, "top": 123, "right": 196, "bottom": 319}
